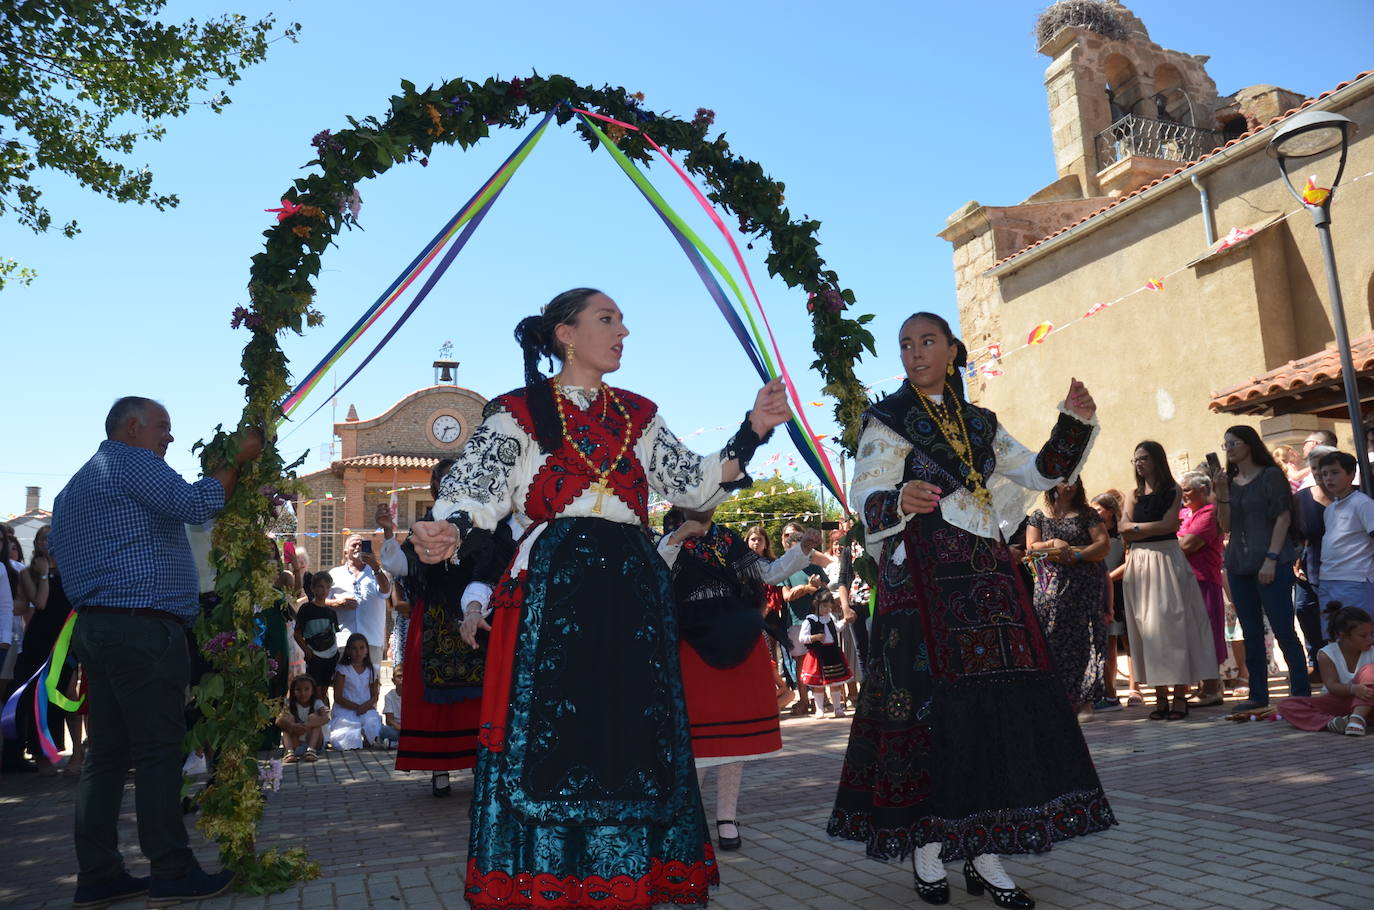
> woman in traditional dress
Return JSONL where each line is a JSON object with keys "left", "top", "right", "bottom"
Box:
{"left": 1025, "top": 479, "right": 1110, "bottom": 721}
{"left": 379, "top": 462, "right": 514, "bottom": 796}
{"left": 409, "top": 288, "right": 790, "bottom": 910}
{"left": 658, "top": 506, "right": 813, "bottom": 851}
{"left": 827, "top": 312, "right": 1115, "bottom": 909}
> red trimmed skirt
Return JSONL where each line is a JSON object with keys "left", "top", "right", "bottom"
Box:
{"left": 396, "top": 605, "right": 480, "bottom": 772}
{"left": 679, "top": 636, "right": 782, "bottom": 760}
{"left": 799, "top": 644, "right": 852, "bottom": 687}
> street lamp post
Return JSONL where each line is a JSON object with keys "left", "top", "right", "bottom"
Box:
{"left": 1268, "top": 110, "right": 1367, "bottom": 492}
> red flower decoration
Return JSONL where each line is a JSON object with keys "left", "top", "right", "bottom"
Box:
{"left": 265, "top": 198, "right": 301, "bottom": 222}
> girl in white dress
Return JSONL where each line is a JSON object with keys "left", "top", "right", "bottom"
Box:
{"left": 330, "top": 633, "right": 382, "bottom": 750}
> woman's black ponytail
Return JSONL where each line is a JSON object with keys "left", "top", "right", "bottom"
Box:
{"left": 513, "top": 288, "right": 603, "bottom": 454}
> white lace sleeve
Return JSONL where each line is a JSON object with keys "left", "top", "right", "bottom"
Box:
{"left": 639, "top": 413, "right": 731, "bottom": 510}
{"left": 432, "top": 410, "right": 528, "bottom": 531}
{"left": 851, "top": 421, "right": 912, "bottom": 558}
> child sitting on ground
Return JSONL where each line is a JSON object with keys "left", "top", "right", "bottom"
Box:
{"left": 1279, "top": 603, "right": 1374, "bottom": 736}
{"left": 330, "top": 633, "right": 383, "bottom": 750}
{"left": 379, "top": 663, "right": 402, "bottom": 749}
{"left": 799, "top": 588, "right": 853, "bottom": 719}
{"left": 276, "top": 675, "right": 329, "bottom": 762}
{"left": 294, "top": 573, "right": 341, "bottom": 703}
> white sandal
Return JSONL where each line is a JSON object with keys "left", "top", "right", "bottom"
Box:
{"left": 1346, "top": 715, "right": 1367, "bottom": 737}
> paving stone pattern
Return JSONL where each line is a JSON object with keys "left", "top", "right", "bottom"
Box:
{"left": 2, "top": 676, "right": 1368, "bottom": 910}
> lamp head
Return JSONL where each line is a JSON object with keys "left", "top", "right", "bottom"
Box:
{"left": 1267, "top": 109, "right": 1357, "bottom": 160}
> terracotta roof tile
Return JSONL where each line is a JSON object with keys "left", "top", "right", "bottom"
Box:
{"left": 1209, "top": 332, "right": 1374, "bottom": 412}
{"left": 992, "top": 70, "right": 1374, "bottom": 268}
{"left": 336, "top": 454, "right": 441, "bottom": 469}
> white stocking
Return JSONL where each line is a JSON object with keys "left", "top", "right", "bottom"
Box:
{"left": 915, "top": 843, "right": 945, "bottom": 881}
{"left": 715, "top": 761, "right": 743, "bottom": 822}
{"left": 972, "top": 853, "right": 1015, "bottom": 889}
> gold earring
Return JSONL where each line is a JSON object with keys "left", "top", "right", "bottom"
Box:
{"left": 566, "top": 342, "right": 576, "bottom": 362}
{"left": 946, "top": 363, "right": 955, "bottom": 377}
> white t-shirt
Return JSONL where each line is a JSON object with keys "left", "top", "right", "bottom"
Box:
{"left": 286, "top": 697, "right": 327, "bottom": 724}
{"left": 329, "top": 563, "right": 387, "bottom": 649}
{"left": 383, "top": 687, "right": 401, "bottom": 722}
{"left": 0, "top": 560, "right": 15, "bottom": 649}
{"left": 1318, "top": 641, "right": 1374, "bottom": 693}
{"left": 1320, "top": 490, "right": 1374, "bottom": 582}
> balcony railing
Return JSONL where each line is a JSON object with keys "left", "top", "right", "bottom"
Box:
{"left": 1095, "top": 115, "right": 1223, "bottom": 172}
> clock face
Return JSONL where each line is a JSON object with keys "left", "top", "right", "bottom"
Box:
{"left": 432, "top": 414, "right": 462, "bottom": 444}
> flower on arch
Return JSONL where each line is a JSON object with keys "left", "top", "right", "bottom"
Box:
{"left": 266, "top": 198, "right": 301, "bottom": 222}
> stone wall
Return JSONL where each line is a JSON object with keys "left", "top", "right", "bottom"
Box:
{"left": 966, "top": 86, "right": 1374, "bottom": 491}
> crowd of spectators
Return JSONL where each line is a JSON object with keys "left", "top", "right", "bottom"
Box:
{"left": 1016, "top": 426, "right": 1374, "bottom": 733}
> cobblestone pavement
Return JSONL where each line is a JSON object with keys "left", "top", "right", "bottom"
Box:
{"left": 3, "top": 675, "right": 1369, "bottom": 910}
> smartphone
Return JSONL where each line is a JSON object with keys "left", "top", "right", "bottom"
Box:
{"left": 361, "top": 539, "right": 373, "bottom": 555}
{"left": 1205, "top": 452, "right": 1221, "bottom": 474}
{"left": 820, "top": 520, "right": 840, "bottom": 530}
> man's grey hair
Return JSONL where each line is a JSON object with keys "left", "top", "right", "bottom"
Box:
{"left": 1180, "top": 471, "right": 1211, "bottom": 494}
{"left": 105, "top": 397, "right": 161, "bottom": 438}
{"left": 1307, "top": 444, "right": 1338, "bottom": 470}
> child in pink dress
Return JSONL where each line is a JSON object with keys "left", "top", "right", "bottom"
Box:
{"left": 1280, "top": 604, "right": 1374, "bottom": 735}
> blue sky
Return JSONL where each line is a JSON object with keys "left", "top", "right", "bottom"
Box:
{"left": 5, "top": 0, "right": 1372, "bottom": 514}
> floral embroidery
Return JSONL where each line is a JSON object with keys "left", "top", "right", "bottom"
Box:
{"left": 647, "top": 424, "right": 705, "bottom": 498}
{"left": 439, "top": 423, "right": 521, "bottom": 505}
{"left": 1035, "top": 412, "right": 1093, "bottom": 480}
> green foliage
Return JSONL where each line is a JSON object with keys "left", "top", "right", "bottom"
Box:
{"left": 210, "top": 71, "right": 876, "bottom": 892}
{"left": 0, "top": 257, "right": 35, "bottom": 289}
{"left": 714, "top": 484, "right": 826, "bottom": 553}
{"left": 0, "top": 1, "right": 299, "bottom": 241}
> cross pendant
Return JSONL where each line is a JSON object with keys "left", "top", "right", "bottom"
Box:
{"left": 588, "top": 480, "right": 610, "bottom": 515}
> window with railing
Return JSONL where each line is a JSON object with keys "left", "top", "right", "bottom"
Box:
{"left": 1095, "top": 115, "right": 1223, "bottom": 171}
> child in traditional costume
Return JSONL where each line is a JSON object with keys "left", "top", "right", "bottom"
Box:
{"left": 799, "top": 588, "right": 853, "bottom": 718}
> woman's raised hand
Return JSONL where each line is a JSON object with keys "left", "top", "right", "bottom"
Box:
{"left": 1065, "top": 378, "right": 1096, "bottom": 421}
{"left": 749, "top": 377, "right": 792, "bottom": 436}
{"left": 410, "top": 519, "right": 460, "bottom": 564}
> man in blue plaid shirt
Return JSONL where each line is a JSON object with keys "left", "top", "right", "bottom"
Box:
{"left": 50, "top": 397, "right": 261, "bottom": 910}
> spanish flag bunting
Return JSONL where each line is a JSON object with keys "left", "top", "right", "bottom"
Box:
{"left": 1027, "top": 322, "right": 1053, "bottom": 345}
{"left": 1145, "top": 278, "right": 1164, "bottom": 291}
{"left": 1083, "top": 302, "right": 1109, "bottom": 318}
{"left": 1302, "top": 176, "right": 1331, "bottom": 206}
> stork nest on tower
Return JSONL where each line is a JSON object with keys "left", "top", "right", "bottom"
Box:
{"left": 1034, "top": 0, "right": 1128, "bottom": 46}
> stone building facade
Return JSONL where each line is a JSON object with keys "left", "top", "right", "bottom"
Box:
{"left": 295, "top": 379, "right": 487, "bottom": 569}
{"left": 942, "top": 0, "right": 1374, "bottom": 484}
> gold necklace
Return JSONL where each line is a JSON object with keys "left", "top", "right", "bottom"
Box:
{"left": 910, "top": 381, "right": 993, "bottom": 513}
{"left": 552, "top": 381, "right": 632, "bottom": 515}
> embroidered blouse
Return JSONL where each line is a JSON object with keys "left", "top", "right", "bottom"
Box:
{"left": 433, "top": 384, "right": 735, "bottom": 533}
{"left": 853, "top": 394, "right": 1098, "bottom": 558}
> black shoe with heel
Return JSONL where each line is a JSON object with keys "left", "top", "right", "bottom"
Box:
{"left": 963, "top": 860, "right": 1034, "bottom": 909}
{"left": 716, "top": 819, "right": 741, "bottom": 851}
{"left": 911, "top": 853, "right": 949, "bottom": 905}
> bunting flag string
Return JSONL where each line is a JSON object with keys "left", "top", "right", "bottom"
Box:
{"left": 277, "top": 111, "right": 556, "bottom": 427}
{"left": 574, "top": 111, "right": 846, "bottom": 507}
{"left": 966, "top": 165, "right": 1374, "bottom": 377}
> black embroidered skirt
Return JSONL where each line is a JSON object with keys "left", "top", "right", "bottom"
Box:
{"left": 827, "top": 512, "right": 1116, "bottom": 862}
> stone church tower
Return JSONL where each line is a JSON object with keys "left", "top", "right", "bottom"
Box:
{"left": 941, "top": 0, "right": 1305, "bottom": 382}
